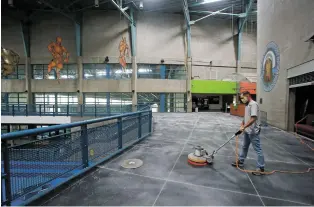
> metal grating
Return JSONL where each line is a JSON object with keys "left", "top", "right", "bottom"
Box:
{"left": 289, "top": 72, "right": 314, "bottom": 86}
{"left": 1, "top": 110, "right": 152, "bottom": 206}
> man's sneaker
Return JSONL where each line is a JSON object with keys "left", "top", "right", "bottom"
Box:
{"left": 231, "top": 160, "right": 244, "bottom": 167}
{"left": 252, "top": 168, "right": 265, "bottom": 176}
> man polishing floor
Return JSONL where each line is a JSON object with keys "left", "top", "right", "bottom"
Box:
{"left": 231, "top": 91, "right": 265, "bottom": 176}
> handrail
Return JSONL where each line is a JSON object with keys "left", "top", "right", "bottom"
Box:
{"left": 1, "top": 110, "right": 151, "bottom": 141}
{"left": 1, "top": 108, "right": 153, "bottom": 206}
{"left": 1, "top": 104, "right": 151, "bottom": 117}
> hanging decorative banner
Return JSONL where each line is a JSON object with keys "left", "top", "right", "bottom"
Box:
{"left": 46, "top": 37, "right": 70, "bottom": 82}
{"left": 118, "top": 36, "right": 129, "bottom": 72}
{"left": 260, "top": 41, "right": 280, "bottom": 92}
{"left": 1, "top": 47, "right": 20, "bottom": 77}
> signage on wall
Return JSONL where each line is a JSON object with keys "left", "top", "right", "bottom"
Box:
{"left": 260, "top": 41, "right": 280, "bottom": 92}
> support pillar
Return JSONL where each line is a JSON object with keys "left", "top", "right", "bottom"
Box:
{"left": 160, "top": 65, "right": 166, "bottom": 112}
{"left": 75, "top": 19, "right": 83, "bottom": 106}
{"left": 130, "top": 7, "right": 137, "bottom": 112}
{"left": 106, "top": 64, "right": 111, "bottom": 115}
{"left": 237, "top": 18, "right": 243, "bottom": 73}
{"left": 77, "top": 56, "right": 84, "bottom": 105}
{"left": 25, "top": 58, "right": 32, "bottom": 110}
{"left": 132, "top": 56, "right": 137, "bottom": 112}
{"left": 21, "top": 20, "right": 32, "bottom": 112}
{"left": 186, "top": 25, "right": 192, "bottom": 113}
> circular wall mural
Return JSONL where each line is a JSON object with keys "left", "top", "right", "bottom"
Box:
{"left": 260, "top": 41, "right": 280, "bottom": 92}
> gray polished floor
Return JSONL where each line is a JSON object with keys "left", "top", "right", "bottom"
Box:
{"left": 41, "top": 113, "right": 314, "bottom": 206}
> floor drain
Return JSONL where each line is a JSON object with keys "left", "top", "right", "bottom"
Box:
{"left": 121, "top": 159, "right": 143, "bottom": 169}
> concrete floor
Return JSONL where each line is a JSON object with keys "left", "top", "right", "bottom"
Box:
{"left": 40, "top": 113, "right": 314, "bottom": 206}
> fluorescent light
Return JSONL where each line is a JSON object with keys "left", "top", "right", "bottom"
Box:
{"left": 115, "top": 69, "right": 132, "bottom": 74}
{"left": 138, "top": 69, "right": 152, "bottom": 73}
{"left": 201, "top": 0, "right": 223, "bottom": 4}
{"left": 96, "top": 71, "right": 106, "bottom": 75}
{"left": 84, "top": 74, "right": 93, "bottom": 77}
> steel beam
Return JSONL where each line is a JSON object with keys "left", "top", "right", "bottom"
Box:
{"left": 190, "top": 6, "right": 231, "bottom": 25}
{"left": 237, "top": 18, "right": 243, "bottom": 71}
{"left": 38, "top": 0, "right": 79, "bottom": 24}
{"left": 75, "top": 13, "right": 83, "bottom": 56}
{"left": 190, "top": 10, "right": 240, "bottom": 16}
{"left": 130, "top": 7, "right": 136, "bottom": 56}
{"left": 64, "top": 0, "right": 82, "bottom": 11}
{"left": 20, "top": 21, "right": 31, "bottom": 57}
{"left": 182, "top": 0, "right": 191, "bottom": 57}
{"left": 182, "top": 0, "right": 190, "bottom": 23}
{"left": 238, "top": 0, "right": 254, "bottom": 33}
{"left": 110, "top": 0, "right": 134, "bottom": 25}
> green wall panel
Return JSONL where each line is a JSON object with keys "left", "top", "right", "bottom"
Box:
{"left": 191, "top": 80, "right": 237, "bottom": 94}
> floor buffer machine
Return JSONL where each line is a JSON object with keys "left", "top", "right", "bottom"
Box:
{"left": 188, "top": 130, "right": 242, "bottom": 166}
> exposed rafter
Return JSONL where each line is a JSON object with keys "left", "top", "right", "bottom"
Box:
{"left": 64, "top": 0, "right": 82, "bottom": 12}
{"left": 182, "top": 0, "right": 190, "bottom": 23}
{"left": 190, "top": 10, "right": 240, "bottom": 16}
{"left": 190, "top": 6, "right": 231, "bottom": 25}
{"left": 238, "top": 0, "right": 254, "bottom": 33}
{"left": 20, "top": 20, "right": 31, "bottom": 57}
{"left": 37, "top": 0, "right": 79, "bottom": 24}
{"left": 110, "top": 0, "right": 134, "bottom": 25}
{"left": 182, "top": 0, "right": 191, "bottom": 58}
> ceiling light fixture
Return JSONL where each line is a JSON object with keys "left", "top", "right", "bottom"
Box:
{"left": 139, "top": 1, "right": 143, "bottom": 10}
{"left": 8, "top": 0, "right": 14, "bottom": 7}
{"left": 201, "top": 0, "right": 224, "bottom": 4}
{"left": 95, "top": 0, "right": 99, "bottom": 7}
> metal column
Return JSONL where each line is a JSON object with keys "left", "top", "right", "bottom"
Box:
{"left": 21, "top": 20, "right": 32, "bottom": 112}
{"left": 106, "top": 64, "right": 111, "bottom": 115}
{"left": 237, "top": 18, "right": 243, "bottom": 73}
{"left": 160, "top": 65, "right": 166, "bottom": 112}
{"left": 182, "top": 0, "right": 192, "bottom": 113}
{"left": 75, "top": 16, "right": 84, "bottom": 106}
{"left": 130, "top": 7, "right": 138, "bottom": 112}
{"left": 237, "top": 0, "right": 254, "bottom": 73}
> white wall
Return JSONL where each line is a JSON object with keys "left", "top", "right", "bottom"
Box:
{"left": 82, "top": 10, "right": 130, "bottom": 63}
{"left": 257, "top": 0, "right": 314, "bottom": 129}
{"left": 137, "top": 12, "right": 185, "bottom": 63}
{"left": 30, "top": 13, "right": 76, "bottom": 64}
{"left": 2, "top": 116, "right": 71, "bottom": 125}
{"left": 1, "top": 16, "right": 26, "bottom": 61}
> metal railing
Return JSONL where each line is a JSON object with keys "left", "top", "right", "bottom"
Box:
{"left": 1, "top": 104, "right": 154, "bottom": 117}
{"left": 1, "top": 110, "right": 152, "bottom": 206}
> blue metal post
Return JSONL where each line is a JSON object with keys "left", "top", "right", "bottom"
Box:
{"left": 238, "top": 0, "right": 254, "bottom": 33}
{"left": 106, "top": 64, "right": 111, "bottom": 115}
{"left": 66, "top": 105, "right": 69, "bottom": 116}
{"left": 118, "top": 117, "right": 123, "bottom": 149}
{"left": 160, "top": 65, "right": 166, "bottom": 112}
{"left": 106, "top": 64, "right": 110, "bottom": 79}
{"left": 130, "top": 8, "right": 136, "bottom": 56}
{"left": 75, "top": 23, "right": 81, "bottom": 57}
{"left": 148, "top": 111, "right": 152, "bottom": 133}
{"left": 20, "top": 21, "right": 30, "bottom": 58}
{"left": 138, "top": 112, "right": 142, "bottom": 138}
{"left": 187, "top": 25, "right": 192, "bottom": 58}
{"left": 2, "top": 140, "right": 12, "bottom": 206}
{"left": 80, "top": 124, "right": 89, "bottom": 168}
{"left": 3, "top": 93, "right": 9, "bottom": 112}
{"left": 237, "top": 18, "right": 243, "bottom": 68}
{"left": 26, "top": 104, "right": 28, "bottom": 116}
{"left": 237, "top": 0, "right": 254, "bottom": 69}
